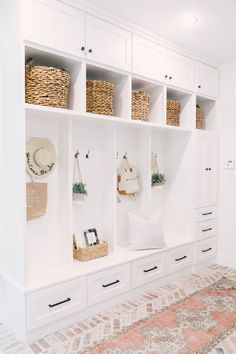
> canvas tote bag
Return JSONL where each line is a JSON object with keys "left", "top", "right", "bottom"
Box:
{"left": 26, "top": 182, "right": 48, "bottom": 221}
{"left": 117, "top": 157, "right": 140, "bottom": 195}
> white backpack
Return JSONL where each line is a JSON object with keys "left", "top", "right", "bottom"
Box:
{"left": 117, "top": 157, "right": 140, "bottom": 195}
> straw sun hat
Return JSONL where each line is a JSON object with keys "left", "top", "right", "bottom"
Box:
{"left": 26, "top": 138, "right": 57, "bottom": 178}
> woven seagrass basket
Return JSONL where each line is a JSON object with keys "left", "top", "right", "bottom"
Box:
{"left": 73, "top": 240, "right": 108, "bottom": 262}
{"left": 86, "top": 80, "right": 115, "bottom": 116}
{"left": 25, "top": 58, "right": 70, "bottom": 109}
{"left": 196, "top": 106, "right": 204, "bottom": 129}
{"left": 167, "top": 99, "right": 181, "bottom": 126}
{"left": 132, "top": 91, "right": 151, "bottom": 122}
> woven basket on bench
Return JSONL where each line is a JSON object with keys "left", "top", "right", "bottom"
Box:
{"left": 73, "top": 240, "right": 108, "bottom": 262}
{"left": 167, "top": 99, "right": 181, "bottom": 126}
{"left": 25, "top": 58, "right": 70, "bottom": 109}
{"left": 132, "top": 91, "right": 151, "bottom": 122}
{"left": 196, "top": 106, "right": 204, "bottom": 129}
{"left": 86, "top": 80, "right": 115, "bottom": 116}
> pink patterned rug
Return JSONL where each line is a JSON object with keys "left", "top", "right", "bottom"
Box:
{"left": 85, "top": 277, "right": 236, "bottom": 354}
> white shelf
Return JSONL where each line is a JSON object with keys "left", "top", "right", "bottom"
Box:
{"left": 26, "top": 239, "right": 194, "bottom": 291}
{"left": 25, "top": 104, "right": 192, "bottom": 133}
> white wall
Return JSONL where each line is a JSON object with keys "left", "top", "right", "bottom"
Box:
{"left": 217, "top": 61, "right": 236, "bottom": 268}
{"left": 0, "top": 0, "right": 26, "bottom": 286}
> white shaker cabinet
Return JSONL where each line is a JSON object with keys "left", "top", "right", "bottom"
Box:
{"left": 86, "top": 16, "right": 132, "bottom": 71}
{"left": 132, "top": 35, "right": 195, "bottom": 91}
{"left": 23, "top": 0, "right": 86, "bottom": 57}
{"left": 195, "top": 132, "right": 218, "bottom": 208}
{"left": 132, "top": 35, "right": 168, "bottom": 83}
{"left": 168, "top": 51, "right": 195, "bottom": 91}
{"left": 196, "top": 62, "right": 219, "bottom": 98}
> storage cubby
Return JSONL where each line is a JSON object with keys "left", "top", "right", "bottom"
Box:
{"left": 116, "top": 125, "right": 151, "bottom": 248}
{"left": 196, "top": 96, "right": 216, "bottom": 130}
{"left": 151, "top": 129, "right": 195, "bottom": 246}
{"left": 25, "top": 114, "right": 72, "bottom": 269}
{"left": 71, "top": 119, "right": 117, "bottom": 253}
{"left": 167, "top": 88, "right": 195, "bottom": 130}
{"left": 25, "top": 45, "right": 85, "bottom": 111}
{"left": 131, "top": 77, "right": 165, "bottom": 125}
{"left": 86, "top": 64, "right": 131, "bottom": 119}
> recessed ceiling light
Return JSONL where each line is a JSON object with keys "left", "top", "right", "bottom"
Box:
{"left": 178, "top": 15, "right": 199, "bottom": 27}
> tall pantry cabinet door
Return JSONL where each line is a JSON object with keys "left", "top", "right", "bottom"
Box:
{"left": 195, "top": 133, "right": 218, "bottom": 208}
{"left": 132, "top": 35, "right": 168, "bottom": 82}
{"left": 23, "top": 0, "right": 86, "bottom": 57}
{"left": 85, "top": 15, "right": 132, "bottom": 71}
{"left": 167, "top": 51, "right": 195, "bottom": 91}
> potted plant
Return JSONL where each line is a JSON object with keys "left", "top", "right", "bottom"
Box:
{"left": 73, "top": 182, "right": 88, "bottom": 202}
{"left": 151, "top": 172, "right": 166, "bottom": 189}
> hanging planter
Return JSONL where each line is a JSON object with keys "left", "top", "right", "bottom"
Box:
{"left": 73, "top": 151, "right": 88, "bottom": 203}
{"left": 151, "top": 153, "right": 166, "bottom": 189}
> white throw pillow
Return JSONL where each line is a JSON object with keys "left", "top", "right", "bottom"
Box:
{"left": 127, "top": 213, "right": 166, "bottom": 250}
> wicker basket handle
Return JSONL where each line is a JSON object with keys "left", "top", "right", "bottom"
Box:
{"left": 26, "top": 58, "right": 34, "bottom": 68}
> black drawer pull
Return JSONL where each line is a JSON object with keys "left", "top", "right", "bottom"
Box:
{"left": 175, "top": 255, "right": 187, "bottom": 262}
{"left": 143, "top": 266, "right": 158, "bottom": 273}
{"left": 202, "top": 247, "right": 212, "bottom": 253}
{"left": 202, "top": 212, "right": 212, "bottom": 216}
{"left": 102, "top": 280, "right": 120, "bottom": 288}
{"left": 202, "top": 228, "right": 212, "bottom": 232}
{"left": 49, "top": 297, "right": 71, "bottom": 308}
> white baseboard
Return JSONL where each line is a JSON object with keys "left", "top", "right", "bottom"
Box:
{"left": 217, "top": 255, "right": 236, "bottom": 269}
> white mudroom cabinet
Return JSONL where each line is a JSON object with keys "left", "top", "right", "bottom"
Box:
{"left": 0, "top": 0, "right": 219, "bottom": 344}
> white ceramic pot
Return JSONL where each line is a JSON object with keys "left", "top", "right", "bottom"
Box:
{"left": 73, "top": 193, "right": 85, "bottom": 202}
{"left": 152, "top": 184, "right": 164, "bottom": 190}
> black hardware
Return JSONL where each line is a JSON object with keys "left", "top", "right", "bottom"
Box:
{"left": 74, "top": 150, "right": 79, "bottom": 158}
{"left": 202, "top": 228, "right": 212, "bottom": 232}
{"left": 49, "top": 297, "right": 71, "bottom": 308}
{"left": 81, "top": 46, "right": 85, "bottom": 51}
{"left": 123, "top": 152, "right": 127, "bottom": 159}
{"left": 169, "top": 76, "right": 173, "bottom": 80}
{"left": 86, "top": 150, "right": 90, "bottom": 159}
{"left": 209, "top": 168, "right": 212, "bottom": 171}
{"left": 175, "top": 255, "right": 187, "bottom": 262}
{"left": 88, "top": 48, "right": 93, "bottom": 53}
{"left": 202, "top": 247, "right": 212, "bottom": 253}
{"left": 198, "top": 85, "right": 201, "bottom": 89}
{"left": 143, "top": 266, "right": 158, "bottom": 273}
{"left": 164, "top": 74, "right": 168, "bottom": 79}
{"left": 202, "top": 212, "right": 212, "bottom": 216}
{"left": 102, "top": 280, "right": 120, "bottom": 288}
{"left": 205, "top": 168, "right": 209, "bottom": 171}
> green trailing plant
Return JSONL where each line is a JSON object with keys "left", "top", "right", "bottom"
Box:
{"left": 73, "top": 182, "right": 88, "bottom": 196}
{"left": 151, "top": 173, "right": 166, "bottom": 187}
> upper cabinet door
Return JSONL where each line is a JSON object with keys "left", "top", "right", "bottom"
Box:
{"left": 168, "top": 51, "right": 195, "bottom": 91}
{"left": 86, "top": 16, "right": 131, "bottom": 71}
{"left": 23, "top": 0, "right": 86, "bottom": 57}
{"left": 132, "top": 35, "right": 168, "bottom": 82}
{"left": 196, "top": 62, "right": 219, "bottom": 98}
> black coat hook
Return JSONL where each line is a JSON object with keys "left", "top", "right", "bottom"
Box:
{"left": 123, "top": 152, "right": 127, "bottom": 159}
{"left": 75, "top": 150, "right": 79, "bottom": 158}
{"left": 86, "top": 150, "right": 90, "bottom": 159}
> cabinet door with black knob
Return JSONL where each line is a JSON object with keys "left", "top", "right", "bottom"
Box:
{"left": 196, "top": 62, "right": 219, "bottom": 98}
{"left": 195, "top": 132, "right": 218, "bottom": 208}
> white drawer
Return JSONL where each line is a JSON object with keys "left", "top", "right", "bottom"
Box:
{"left": 132, "top": 253, "right": 166, "bottom": 288}
{"left": 27, "top": 277, "right": 86, "bottom": 330}
{"left": 166, "top": 244, "right": 194, "bottom": 274}
{"left": 87, "top": 263, "right": 131, "bottom": 306}
{"left": 195, "top": 206, "right": 217, "bottom": 222}
{"left": 195, "top": 219, "right": 217, "bottom": 240}
{"left": 195, "top": 237, "right": 217, "bottom": 264}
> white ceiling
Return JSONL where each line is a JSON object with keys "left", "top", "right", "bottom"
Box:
{"left": 82, "top": 0, "right": 236, "bottom": 65}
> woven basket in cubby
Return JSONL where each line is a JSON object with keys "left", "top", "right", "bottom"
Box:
{"left": 196, "top": 106, "right": 204, "bottom": 129}
{"left": 25, "top": 58, "right": 70, "bottom": 109}
{"left": 86, "top": 80, "right": 115, "bottom": 116}
{"left": 167, "top": 99, "right": 181, "bottom": 126}
{"left": 73, "top": 241, "right": 108, "bottom": 262}
{"left": 132, "top": 91, "right": 151, "bottom": 122}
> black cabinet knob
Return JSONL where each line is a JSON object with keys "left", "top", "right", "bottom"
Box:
{"left": 81, "top": 46, "right": 85, "bottom": 51}
{"left": 164, "top": 74, "right": 168, "bottom": 79}
{"left": 169, "top": 76, "right": 173, "bottom": 80}
{"left": 88, "top": 48, "right": 93, "bottom": 53}
{"left": 198, "top": 85, "right": 201, "bottom": 89}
